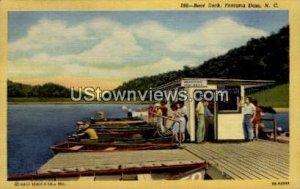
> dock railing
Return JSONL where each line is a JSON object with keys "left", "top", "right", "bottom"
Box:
{"left": 149, "top": 112, "right": 182, "bottom": 146}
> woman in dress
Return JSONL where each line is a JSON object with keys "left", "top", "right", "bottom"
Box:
{"left": 251, "top": 99, "right": 262, "bottom": 140}
{"left": 171, "top": 103, "right": 186, "bottom": 143}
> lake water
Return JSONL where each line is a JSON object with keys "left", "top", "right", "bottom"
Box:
{"left": 7, "top": 104, "right": 289, "bottom": 176}
{"left": 7, "top": 104, "right": 148, "bottom": 176}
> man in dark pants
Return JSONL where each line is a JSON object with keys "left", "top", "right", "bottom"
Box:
{"left": 204, "top": 100, "right": 214, "bottom": 141}
{"left": 241, "top": 97, "right": 256, "bottom": 141}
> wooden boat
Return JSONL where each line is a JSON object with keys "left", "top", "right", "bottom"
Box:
{"left": 68, "top": 131, "right": 148, "bottom": 142}
{"left": 90, "top": 117, "right": 147, "bottom": 126}
{"left": 90, "top": 123, "right": 154, "bottom": 130}
{"left": 92, "top": 123, "right": 155, "bottom": 132}
{"left": 68, "top": 133, "right": 172, "bottom": 143}
{"left": 50, "top": 139, "right": 176, "bottom": 154}
{"left": 69, "top": 124, "right": 172, "bottom": 142}
{"left": 92, "top": 128, "right": 156, "bottom": 137}
{"left": 8, "top": 161, "right": 207, "bottom": 181}
{"left": 73, "top": 125, "right": 157, "bottom": 140}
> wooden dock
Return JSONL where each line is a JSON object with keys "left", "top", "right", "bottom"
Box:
{"left": 38, "top": 149, "right": 203, "bottom": 174}
{"left": 35, "top": 140, "right": 288, "bottom": 180}
{"left": 184, "top": 140, "right": 289, "bottom": 180}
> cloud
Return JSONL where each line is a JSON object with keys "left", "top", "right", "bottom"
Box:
{"left": 9, "top": 57, "right": 191, "bottom": 79}
{"left": 130, "top": 21, "right": 176, "bottom": 42}
{"left": 10, "top": 30, "right": 142, "bottom": 67}
{"left": 10, "top": 17, "right": 268, "bottom": 62}
{"left": 78, "top": 30, "right": 142, "bottom": 65}
{"left": 9, "top": 18, "right": 143, "bottom": 67}
{"left": 9, "top": 16, "right": 269, "bottom": 88}
{"left": 123, "top": 57, "right": 195, "bottom": 77}
{"left": 9, "top": 57, "right": 193, "bottom": 89}
{"left": 9, "top": 19, "right": 88, "bottom": 53}
{"left": 168, "top": 17, "right": 268, "bottom": 56}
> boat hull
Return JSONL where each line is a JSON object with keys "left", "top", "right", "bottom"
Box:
{"left": 51, "top": 138, "right": 176, "bottom": 154}
{"left": 90, "top": 117, "right": 147, "bottom": 126}
{"left": 8, "top": 162, "right": 207, "bottom": 181}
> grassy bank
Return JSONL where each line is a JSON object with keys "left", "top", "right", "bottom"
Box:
{"left": 249, "top": 83, "right": 289, "bottom": 108}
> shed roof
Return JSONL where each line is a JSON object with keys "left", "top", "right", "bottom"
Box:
{"left": 156, "top": 78, "right": 275, "bottom": 90}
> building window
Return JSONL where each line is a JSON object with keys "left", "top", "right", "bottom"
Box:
{"left": 217, "top": 85, "right": 241, "bottom": 113}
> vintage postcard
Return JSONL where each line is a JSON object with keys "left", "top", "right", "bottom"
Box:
{"left": 0, "top": 0, "right": 299, "bottom": 188}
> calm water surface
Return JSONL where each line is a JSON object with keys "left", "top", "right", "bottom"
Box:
{"left": 8, "top": 104, "right": 147, "bottom": 176}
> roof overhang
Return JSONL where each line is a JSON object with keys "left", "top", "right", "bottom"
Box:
{"left": 155, "top": 78, "right": 275, "bottom": 90}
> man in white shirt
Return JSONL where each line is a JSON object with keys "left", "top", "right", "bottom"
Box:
{"left": 242, "top": 97, "right": 256, "bottom": 141}
{"left": 196, "top": 100, "right": 205, "bottom": 143}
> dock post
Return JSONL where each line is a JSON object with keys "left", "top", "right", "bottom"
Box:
{"left": 272, "top": 115, "right": 277, "bottom": 142}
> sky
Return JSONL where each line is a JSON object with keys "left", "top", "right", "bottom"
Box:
{"left": 8, "top": 11, "right": 288, "bottom": 89}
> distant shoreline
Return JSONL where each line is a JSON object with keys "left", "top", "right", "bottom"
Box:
{"left": 7, "top": 98, "right": 151, "bottom": 105}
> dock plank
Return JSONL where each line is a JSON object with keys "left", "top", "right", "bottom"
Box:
{"left": 186, "top": 145, "right": 269, "bottom": 179}
{"left": 184, "top": 140, "right": 289, "bottom": 180}
{"left": 225, "top": 144, "right": 289, "bottom": 174}
{"left": 200, "top": 144, "right": 290, "bottom": 178}
{"left": 198, "top": 143, "right": 289, "bottom": 174}
{"left": 187, "top": 147, "right": 255, "bottom": 179}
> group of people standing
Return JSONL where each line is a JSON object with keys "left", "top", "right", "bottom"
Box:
{"left": 149, "top": 100, "right": 189, "bottom": 143}
{"left": 241, "top": 97, "right": 262, "bottom": 141}
{"left": 150, "top": 100, "right": 214, "bottom": 143}
{"left": 74, "top": 96, "right": 263, "bottom": 144}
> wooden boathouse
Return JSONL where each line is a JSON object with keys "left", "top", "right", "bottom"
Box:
{"left": 156, "top": 78, "right": 275, "bottom": 142}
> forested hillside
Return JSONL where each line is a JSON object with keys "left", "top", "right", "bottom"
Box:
{"left": 116, "top": 26, "right": 289, "bottom": 91}
{"left": 7, "top": 80, "right": 73, "bottom": 98}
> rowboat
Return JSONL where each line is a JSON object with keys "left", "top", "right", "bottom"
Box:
{"left": 68, "top": 132, "right": 173, "bottom": 143}
{"left": 50, "top": 139, "right": 177, "bottom": 154}
{"left": 69, "top": 123, "right": 172, "bottom": 142}
{"left": 90, "top": 117, "right": 147, "bottom": 126}
{"left": 89, "top": 123, "right": 154, "bottom": 130}
{"left": 8, "top": 160, "right": 207, "bottom": 181}
{"left": 91, "top": 128, "right": 157, "bottom": 138}
{"left": 72, "top": 125, "right": 157, "bottom": 141}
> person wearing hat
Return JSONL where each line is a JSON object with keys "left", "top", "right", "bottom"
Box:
{"left": 76, "top": 120, "right": 85, "bottom": 125}
{"left": 148, "top": 104, "right": 155, "bottom": 123}
{"left": 76, "top": 121, "right": 98, "bottom": 142}
{"left": 160, "top": 100, "right": 168, "bottom": 129}
{"left": 153, "top": 103, "right": 165, "bottom": 133}
{"left": 97, "top": 111, "right": 106, "bottom": 120}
